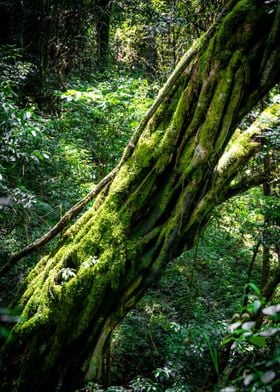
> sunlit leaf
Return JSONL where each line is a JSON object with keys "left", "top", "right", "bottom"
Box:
{"left": 259, "top": 327, "right": 279, "bottom": 337}
{"left": 228, "top": 322, "right": 241, "bottom": 332}
{"left": 251, "top": 300, "right": 262, "bottom": 313}
{"left": 242, "top": 321, "right": 255, "bottom": 330}
{"left": 262, "top": 304, "right": 280, "bottom": 316}
{"left": 246, "top": 282, "right": 261, "bottom": 297}
{"left": 244, "top": 373, "right": 254, "bottom": 386}
{"left": 261, "top": 370, "right": 276, "bottom": 384}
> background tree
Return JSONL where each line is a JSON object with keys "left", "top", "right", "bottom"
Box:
{"left": 95, "top": 0, "right": 112, "bottom": 64}
{"left": 0, "top": 0, "right": 98, "bottom": 103}
{"left": 111, "top": 0, "right": 226, "bottom": 75}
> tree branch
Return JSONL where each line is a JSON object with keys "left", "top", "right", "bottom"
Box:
{"left": 0, "top": 169, "right": 114, "bottom": 278}
{"left": 222, "top": 172, "right": 268, "bottom": 200}
{"left": 214, "top": 102, "right": 280, "bottom": 203}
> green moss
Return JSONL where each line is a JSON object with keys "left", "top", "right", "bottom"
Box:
{"left": 155, "top": 89, "right": 190, "bottom": 172}
{"left": 11, "top": 193, "right": 133, "bottom": 341}
{"left": 199, "top": 36, "right": 215, "bottom": 77}
{"left": 13, "top": 304, "right": 51, "bottom": 338}
{"left": 178, "top": 137, "right": 196, "bottom": 176}
{"left": 176, "top": 58, "right": 239, "bottom": 176}
{"left": 63, "top": 207, "right": 97, "bottom": 240}
{"left": 216, "top": 101, "right": 280, "bottom": 179}
{"left": 133, "top": 131, "right": 162, "bottom": 167}
{"left": 215, "top": 0, "right": 260, "bottom": 54}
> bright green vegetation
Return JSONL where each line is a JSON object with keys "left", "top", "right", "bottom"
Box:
{"left": 0, "top": 1, "right": 279, "bottom": 391}
{"left": 110, "top": 191, "right": 280, "bottom": 391}
{"left": 0, "top": 65, "right": 155, "bottom": 301}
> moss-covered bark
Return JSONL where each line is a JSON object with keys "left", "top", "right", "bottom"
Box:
{"left": 1, "top": 1, "right": 280, "bottom": 390}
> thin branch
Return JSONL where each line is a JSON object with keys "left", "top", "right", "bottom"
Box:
{"left": 215, "top": 102, "right": 280, "bottom": 203}
{"left": 0, "top": 169, "right": 115, "bottom": 278}
{"left": 243, "top": 239, "right": 261, "bottom": 308}
{"left": 222, "top": 172, "right": 268, "bottom": 201}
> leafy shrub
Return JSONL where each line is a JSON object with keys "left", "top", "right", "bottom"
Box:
{"left": 220, "top": 302, "right": 280, "bottom": 391}
{"left": 57, "top": 70, "right": 156, "bottom": 180}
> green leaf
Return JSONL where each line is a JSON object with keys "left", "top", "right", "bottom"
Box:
{"left": 0, "top": 326, "right": 10, "bottom": 339}
{"left": 259, "top": 327, "right": 279, "bottom": 337}
{"left": 246, "top": 282, "right": 261, "bottom": 297}
{"left": 262, "top": 304, "right": 280, "bottom": 316}
{"left": 249, "top": 335, "right": 266, "bottom": 347}
{"left": 241, "top": 321, "right": 255, "bottom": 331}
{"left": 244, "top": 373, "right": 254, "bottom": 386}
{"left": 228, "top": 321, "right": 242, "bottom": 332}
{"left": 261, "top": 370, "right": 276, "bottom": 384}
{"left": 222, "top": 337, "right": 234, "bottom": 345}
{"left": 251, "top": 300, "right": 262, "bottom": 313}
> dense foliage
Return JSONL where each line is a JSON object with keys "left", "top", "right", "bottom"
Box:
{"left": 0, "top": 1, "right": 279, "bottom": 391}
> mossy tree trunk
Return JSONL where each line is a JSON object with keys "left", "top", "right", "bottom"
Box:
{"left": 1, "top": 1, "right": 280, "bottom": 390}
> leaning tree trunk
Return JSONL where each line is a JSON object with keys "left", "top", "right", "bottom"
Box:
{"left": 1, "top": 1, "right": 280, "bottom": 390}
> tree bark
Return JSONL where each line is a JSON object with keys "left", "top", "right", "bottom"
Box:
{"left": 1, "top": 1, "right": 280, "bottom": 390}
{"left": 95, "top": 0, "right": 112, "bottom": 64}
{"left": 243, "top": 239, "right": 261, "bottom": 308}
